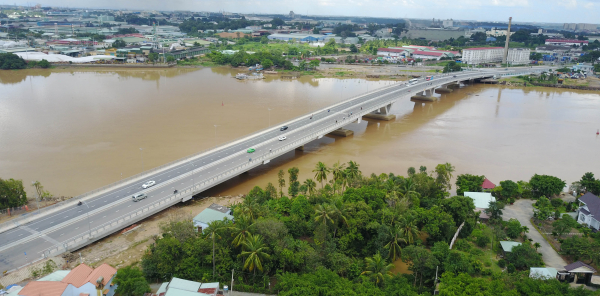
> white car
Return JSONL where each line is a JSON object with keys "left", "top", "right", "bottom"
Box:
{"left": 142, "top": 181, "right": 156, "bottom": 189}
{"left": 278, "top": 136, "right": 287, "bottom": 141}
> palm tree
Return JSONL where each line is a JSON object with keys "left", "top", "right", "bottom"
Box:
{"left": 330, "top": 199, "right": 350, "bottom": 237}
{"left": 313, "top": 162, "right": 330, "bottom": 189}
{"left": 385, "top": 225, "right": 407, "bottom": 261}
{"left": 361, "top": 252, "right": 395, "bottom": 286}
{"left": 345, "top": 161, "right": 361, "bottom": 184}
{"left": 240, "top": 234, "right": 270, "bottom": 276}
{"left": 533, "top": 242, "right": 541, "bottom": 251}
{"left": 399, "top": 178, "right": 420, "bottom": 202}
{"left": 232, "top": 216, "right": 254, "bottom": 249}
{"left": 331, "top": 161, "right": 347, "bottom": 185}
{"left": 314, "top": 204, "right": 336, "bottom": 233}
{"left": 398, "top": 217, "right": 421, "bottom": 245}
{"left": 204, "top": 220, "right": 229, "bottom": 278}
{"left": 303, "top": 179, "right": 317, "bottom": 196}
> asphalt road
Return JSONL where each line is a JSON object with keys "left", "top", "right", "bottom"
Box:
{"left": 0, "top": 67, "right": 549, "bottom": 272}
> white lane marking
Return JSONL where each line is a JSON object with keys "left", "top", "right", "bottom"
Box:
{"left": 75, "top": 227, "right": 79, "bottom": 230}
{"left": 103, "top": 216, "right": 106, "bottom": 218}
{"left": 60, "top": 233, "right": 64, "bottom": 236}
{"left": 128, "top": 205, "right": 131, "bottom": 208}
{"left": 116, "top": 210, "right": 119, "bottom": 213}
{"left": 18, "top": 234, "right": 23, "bottom": 237}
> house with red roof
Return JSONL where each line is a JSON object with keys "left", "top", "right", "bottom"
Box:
{"left": 19, "top": 263, "right": 117, "bottom": 296}
{"left": 481, "top": 178, "right": 496, "bottom": 190}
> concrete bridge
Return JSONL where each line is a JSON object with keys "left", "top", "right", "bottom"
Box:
{"left": 0, "top": 67, "right": 550, "bottom": 276}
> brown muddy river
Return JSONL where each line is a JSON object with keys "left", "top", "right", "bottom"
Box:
{"left": 0, "top": 67, "right": 599, "bottom": 198}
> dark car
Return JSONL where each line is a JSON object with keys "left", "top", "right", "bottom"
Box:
{"left": 280, "top": 126, "right": 288, "bottom": 131}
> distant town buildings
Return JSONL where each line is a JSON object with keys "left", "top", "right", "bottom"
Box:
{"left": 486, "top": 29, "right": 515, "bottom": 37}
{"left": 442, "top": 19, "right": 454, "bottom": 28}
{"left": 563, "top": 23, "right": 598, "bottom": 32}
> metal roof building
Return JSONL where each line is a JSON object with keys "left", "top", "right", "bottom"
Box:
{"left": 193, "top": 203, "right": 233, "bottom": 232}
{"left": 267, "top": 33, "right": 327, "bottom": 42}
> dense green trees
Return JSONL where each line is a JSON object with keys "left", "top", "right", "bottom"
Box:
{"left": 0, "top": 178, "right": 27, "bottom": 210}
{"left": 580, "top": 172, "right": 600, "bottom": 195}
{"left": 455, "top": 174, "right": 485, "bottom": 196}
{"left": 138, "top": 160, "right": 594, "bottom": 294}
{"left": 113, "top": 266, "right": 151, "bottom": 296}
{"left": 529, "top": 174, "right": 566, "bottom": 198}
{"left": 0, "top": 53, "right": 27, "bottom": 69}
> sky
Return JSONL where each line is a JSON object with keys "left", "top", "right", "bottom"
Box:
{"left": 10, "top": 0, "right": 600, "bottom": 24}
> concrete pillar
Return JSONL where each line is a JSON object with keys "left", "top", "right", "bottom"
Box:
{"left": 435, "top": 87, "right": 453, "bottom": 94}
{"left": 295, "top": 145, "right": 304, "bottom": 151}
{"left": 424, "top": 88, "right": 434, "bottom": 97}
{"left": 328, "top": 128, "right": 354, "bottom": 137}
{"left": 363, "top": 103, "right": 395, "bottom": 121}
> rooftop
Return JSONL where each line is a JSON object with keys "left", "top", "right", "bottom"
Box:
{"left": 530, "top": 267, "right": 558, "bottom": 280}
{"left": 500, "top": 241, "right": 522, "bottom": 253}
{"left": 482, "top": 178, "right": 496, "bottom": 189}
{"left": 564, "top": 261, "right": 597, "bottom": 273}
{"left": 61, "top": 263, "right": 94, "bottom": 288}
{"left": 464, "top": 192, "right": 495, "bottom": 209}
{"left": 18, "top": 281, "right": 68, "bottom": 296}
{"left": 546, "top": 39, "right": 589, "bottom": 43}
{"left": 463, "top": 47, "right": 504, "bottom": 51}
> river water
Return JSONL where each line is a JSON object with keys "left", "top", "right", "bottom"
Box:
{"left": 0, "top": 67, "right": 599, "bottom": 198}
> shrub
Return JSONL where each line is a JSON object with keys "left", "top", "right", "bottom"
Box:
{"left": 455, "top": 239, "right": 471, "bottom": 251}
{"left": 498, "top": 259, "right": 506, "bottom": 268}
{"left": 476, "top": 235, "right": 490, "bottom": 248}
{"left": 551, "top": 198, "right": 564, "bottom": 208}
{"left": 481, "top": 268, "right": 492, "bottom": 276}
{"left": 507, "top": 263, "right": 516, "bottom": 273}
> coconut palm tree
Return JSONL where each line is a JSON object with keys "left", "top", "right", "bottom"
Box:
{"left": 240, "top": 234, "right": 270, "bottom": 276}
{"left": 330, "top": 199, "right": 350, "bottom": 237}
{"left": 232, "top": 216, "right": 254, "bottom": 249}
{"left": 313, "top": 162, "right": 330, "bottom": 189}
{"left": 314, "top": 204, "right": 336, "bottom": 234}
{"left": 204, "top": 220, "right": 230, "bottom": 278}
{"left": 385, "top": 224, "right": 407, "bottom": 261}
{"left": 345, "top": 161, "right": 361, "bottom": 185}
{"left": 399, "top": 178, "right": 420, "bottom": 201}
{"left": 398, "top": 217, "right": 421, "bottom": 245}
{"left": 303, "top": 179, "right": 317, "bottom": 196}
{"left": 331, "top": 161, "right": 347, "bottom": 186}
{"left": 361, "top": 252, "right": 395, "bottom": 286}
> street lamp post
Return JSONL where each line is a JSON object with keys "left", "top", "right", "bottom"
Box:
{"left": 81, "top": 200, "right": 92, "bottom": 238}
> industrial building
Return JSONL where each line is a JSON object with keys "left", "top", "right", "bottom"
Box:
{"left": 545, "top": 39, "right": 589, "bottom": 46}
{"left": 462, "top": 47, "right": 530, "bottom": 65}
{"left": 267, "top": 33, "right": 328, "bottom": 42}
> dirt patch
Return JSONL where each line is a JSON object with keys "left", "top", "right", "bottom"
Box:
{"left": 73, "top": 195, "right": 244, "bottom": 269}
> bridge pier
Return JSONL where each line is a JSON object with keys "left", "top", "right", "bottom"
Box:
{"left": 411, "top": 88, "right": 437, "bottom": 102}
{"left": 435, "top": 84, "right": 453, "bottom": 94}
{"left": 362, "top": 103, "right": 396, "bottom": 121}
{"left": 328, "top": 128, "right": 354, "bottom": 137}
{"left": 447, "top": 82, "right": 461, "bottom": 89}
{"left": 295, "top": 145, "right": 305, "bottom": 151}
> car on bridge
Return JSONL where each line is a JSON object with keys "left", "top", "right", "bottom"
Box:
{"left": 142, "top": 181, "right": 155, "bottom": 188}
{"left": 278, "top": 136, "right": 287, "bottom": 141}
{"left": 247, "top": 148, "right": 255, "bottom": 153}
{"left": 132, "top": 193, "right": 147, "bottom": 202}
{"left": 280, "top": 126, "right": 288, "bottom": 131}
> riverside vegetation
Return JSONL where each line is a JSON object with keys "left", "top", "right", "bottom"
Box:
{"left": 109, "top": 161, "right": 600, "bottom": 296}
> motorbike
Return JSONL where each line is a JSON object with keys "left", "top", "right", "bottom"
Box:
{"left": 77, "top": 201, "right": 82, "bottom": 206}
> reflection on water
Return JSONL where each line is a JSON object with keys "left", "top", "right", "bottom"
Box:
{"left": 1, "top": 67, "right": 599, "bottom": 199}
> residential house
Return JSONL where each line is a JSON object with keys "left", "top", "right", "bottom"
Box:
{"left": 18, "top": 263, "right": 117, "bottom": 296}
{"left": 464, "top": 192, "right": 496, "bottom": 220}
{"left": 530, "top": 267, "right": 558, "bottom": 280}
{"left": 499, "top": 241, "right": 521, "bottom": 257}
{"left": 153, "top": 277, "right": 219, "bottom": 296}
{"left": 482, "top": 178, "right": 496, "bottom": 191}
{"left": 577, "top": 192, "right": 600, "bottom": 230}
{"left": 193, "top": 203, "right": 234, "bottom": 232}
{"left": 560, "top": 261, "right": 597, "bottom": 285}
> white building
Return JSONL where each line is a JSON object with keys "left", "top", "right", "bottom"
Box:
{"left": 506, "top": 48, "right": 531, "bottom": 65}
{"left": 376, "top": 48, "right": 409, "bottom": 57}
{"left": 577, "top": 192, "right": 600, "bottom": 231}
{"left": 487, "top": 29, "right": 515, "bottom": 37}
{"left": 442, "top": 19, "right": 454, "bottom": 28}
{"left": 462, "top": 47, "right": 530, "bottom": 65}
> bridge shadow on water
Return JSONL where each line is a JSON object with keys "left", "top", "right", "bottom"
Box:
{"left": 200, "top": 82, "right": 485, "bottom": 197}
